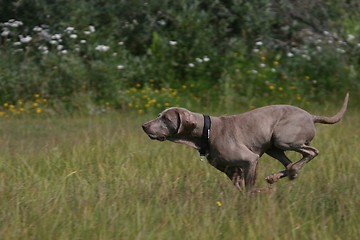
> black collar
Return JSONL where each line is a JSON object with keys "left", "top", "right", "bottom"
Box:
{"left": 199, "top": 115, "right": 211, "bottom": 156}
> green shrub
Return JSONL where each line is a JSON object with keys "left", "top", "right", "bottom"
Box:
{"left": 0, "top": 0, "right": 359, "bottom": 114}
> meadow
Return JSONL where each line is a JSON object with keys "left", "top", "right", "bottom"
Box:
{"left": 1, "top": 1, "right": 360, "bottom": 239}
{"left": 0, "top": 102, "right": 359, "bottom": 240}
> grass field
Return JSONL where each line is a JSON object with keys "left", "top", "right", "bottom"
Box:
{"left": 0, "top": 105, "right": 359, "bottom": 239}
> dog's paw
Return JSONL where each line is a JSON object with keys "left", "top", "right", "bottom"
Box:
{"left": 265, "top": 170, "right": 287, "bottom": 184}
{"left": 265, "top": 173, "right": 280, "bottom": 184}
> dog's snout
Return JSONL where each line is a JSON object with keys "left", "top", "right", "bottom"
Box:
{"left": 142, "top": 121, "right": 153, "bottom": 133}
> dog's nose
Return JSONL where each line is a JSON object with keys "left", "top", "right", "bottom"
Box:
{"left": 142, "top": 123, "right": 148, "bottom": 132}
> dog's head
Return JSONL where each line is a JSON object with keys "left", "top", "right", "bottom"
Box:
{"left": 142, "top": 107, "right": 196, "bottom": 141}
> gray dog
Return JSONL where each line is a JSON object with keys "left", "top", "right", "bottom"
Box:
{"left": 142, "top": 93, "right": 349, "bottom": 191}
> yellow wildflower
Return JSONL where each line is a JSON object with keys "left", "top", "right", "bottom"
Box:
{"left": 36, "top": 108, "right": 42, "bottom": 114}
{"left": 268, "top": 85, "right": 275, "bottom": 91}
{"left": 216, "top": 201, "right": 222, "bottom": 207}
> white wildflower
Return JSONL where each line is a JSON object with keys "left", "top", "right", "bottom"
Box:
{"left": 70, "top": 34, "right": 77, "bottom": 39}
{"left": 65, "top": 26, "right": 75, "bottom": 33}
{"left": 287, "top": 52, "right": 294, "bottom": 58}
{"left": 13, "top": 41, "right": 21, "bottom": 46}
{"left": 33, "top": 26, "right": 43, "bottom": 32}
{"left": 49, "top": 40, "right": 58, "bottom": 45}
{"left": 188, "top": 63, "right": 195, "bottom": 68}
{"left": 338, "top": 40, "right": 346, "bottom": 46}
{"left": 61, "top": 50, "right": 68, "bottom": 54}
{"left": 57, "top": 45, "right": 64, "bottom": 51}
{"left": 259, "top": 63, "right": 266, "bottom": 68}
{"left": 118, "top": 41, "right": 124, "bottom": 45}
{"left": 255, "top": 41, "right": 263, "bottom": 46}
{"left": 38, "top": 45, "right": 47, "bottom": 51}
{"left": 196, "top": 58, "right": 203, "bottom": 63}
{"left": 80, "top": 39, "right": 86, "bottom": 44}
{"left": 52, "top": 34, "right": 62, "bottom": 40}
{"left": 89, "top": 25, "right": 95, "bottom": 32}
{"left": 117, "top": 64, "right": 125, "bottom": 70}
{"left": 20, "top": 35, "right": 32, "bottom": 43}
{"left": 203, "top": 56, "right": 210, "bottom": 62}
{"left": 38, "top": 45, "right": 49, "bottom": 55}
{"left": 5, "top": 19, "right": 23, "bottom": 28}
{"left": 84, "top": 31, "right": 91, "bottom": 35}
{"left": 251, "top": 70, "right": 258, "bottom": 74}
{"left": 1, "top": 29, "right": 10, "bottom": 37}
{"left": 158, "top": 20, "right": 166, "bottom": 26}
{"left": 95, "top": 45, "right": 110, "bottom": 52}
{"left": 347, "top": 34, "right": 355, "bottom": 42}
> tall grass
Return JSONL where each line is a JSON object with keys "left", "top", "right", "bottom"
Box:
{"left": 0, "top": 105, "right": 359, "bottom": 239}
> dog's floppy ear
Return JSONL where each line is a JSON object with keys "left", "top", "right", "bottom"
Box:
{"left": 177, "top": 109, "right": 196, "bottom": 134}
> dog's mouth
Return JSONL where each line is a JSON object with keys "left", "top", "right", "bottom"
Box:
{"left": 148, "top": 134, "right": 166, "bottom": 141}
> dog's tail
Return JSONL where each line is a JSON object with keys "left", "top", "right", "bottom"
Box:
{"left": 313, "top": 92, "right": 349, "bottom": 124}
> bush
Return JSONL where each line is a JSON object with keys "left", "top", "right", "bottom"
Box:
{"left": 0, "top": 0, "right": 359, "bottom": 115}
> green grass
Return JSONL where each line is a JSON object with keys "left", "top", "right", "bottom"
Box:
{"left": 0, "top": 107, "right": 359, "bottom": 240}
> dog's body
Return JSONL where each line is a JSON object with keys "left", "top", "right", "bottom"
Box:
{"left": 142, "top": 93, "right": 349, "bottom": 191}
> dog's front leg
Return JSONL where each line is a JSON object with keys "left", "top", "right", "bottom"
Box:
{"left": 225, "top": 166, "right": 245, "bottom": 191}
{"left": 223, "top": 145, "right": 260, "bottom": 191}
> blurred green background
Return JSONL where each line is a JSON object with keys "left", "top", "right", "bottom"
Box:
{"left": 0, "top": 0, "right": 359, "bottom": 115}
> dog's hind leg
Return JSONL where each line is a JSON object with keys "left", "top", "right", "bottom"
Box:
{"left": 286, "top": 144, "right": 319, "bottom": 180}
{"left": 265, "top": 147, "right": 292, "bottom": 184}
